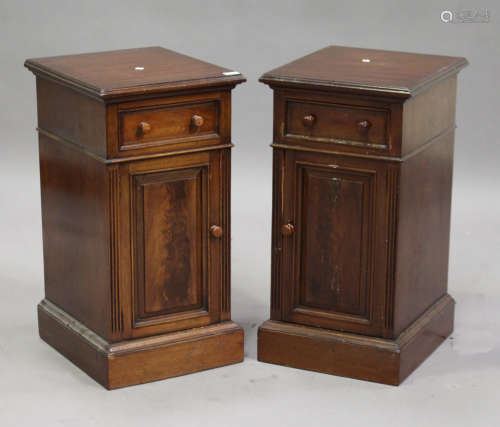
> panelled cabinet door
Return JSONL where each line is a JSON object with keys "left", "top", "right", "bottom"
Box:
{"left": 277, "top": 150, "right": 392, "bottom": 337}
{"left": 117, "top": 151, "right": 225, "bottom": 339}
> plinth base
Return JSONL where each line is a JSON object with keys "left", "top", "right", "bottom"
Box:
{"left": 38, "top": 299, "right": 244, "bottom": 389}
{"left": 258, "top": 295, "right": 454, "bottom": 385}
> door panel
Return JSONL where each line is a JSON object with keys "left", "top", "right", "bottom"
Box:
{"left": 120, "top": 151, "right": 223, "bottom": 338}
{"left": 279, "top": 150, "right": 388, "bottom": 336}
{"left": 297, "top": 164, "right": 370, "bottom": 316}
{"left": 134, "top": 167, "right": 206, "bottom": 320}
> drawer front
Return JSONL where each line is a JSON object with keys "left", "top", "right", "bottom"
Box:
{"left": 285, "top": 100, "right": 389, "bottom": 149}
{"left": 119, "top": 100, "right": 219, "bottom": 150}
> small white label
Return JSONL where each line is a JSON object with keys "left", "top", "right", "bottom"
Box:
{"left": 222, "top": 71, "right": 240, "bottom": 76}
{"left": 134, "top": 66, "right": 145, "bottom": 70}
{"left": 361, "top": 58, "right": 371, "bottom": 63}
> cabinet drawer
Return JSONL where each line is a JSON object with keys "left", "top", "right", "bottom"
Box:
{"left": 285, "top": 100, "right": 389, "bottom": 149}
{"left": 119, "top": 100, "right": 219, "bottom": 151}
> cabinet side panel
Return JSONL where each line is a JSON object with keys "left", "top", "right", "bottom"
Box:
{"left": 39, "top": 135, "right": 111, "bottom": 338}
{"left": 402, "top": 76, "right": 456, "bottom": 156}
{"left": 393, "top": 132, "right": 454, "bottom": 335}
{"left": 36, "top": 77, "right": 107, "bottom": 157}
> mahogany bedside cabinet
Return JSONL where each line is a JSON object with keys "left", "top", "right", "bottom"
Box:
{"left": 25, "top": 47, "right": 245, "bottom": 389}
{"left": 257, "top": 46, "right": 467, "bottom": 385}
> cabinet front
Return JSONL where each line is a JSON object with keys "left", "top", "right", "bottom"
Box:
{"left": 274, "top": 149, "right": 392, "bottom": 336}
{"left": 117, "top": 150, "right": 227, "bottom": 339}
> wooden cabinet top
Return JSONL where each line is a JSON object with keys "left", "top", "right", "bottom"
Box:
{"left": 260, "top": 45, "right": 467, "bottom": 98}
{"left": 25, "top": 47, "right": 245, "bottom": 100}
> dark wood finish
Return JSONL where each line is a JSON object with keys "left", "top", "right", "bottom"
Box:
{"left": 39, "top": 135, "right": 110, "bottom": 339}
{"left": 286, "top": 98, "right": 388, "bottom": 148}
{"left": 278, "top": 150, "right": 389, "bottom": 337}
{"left": 35, "top": 78, "right": 230, "bottom": 161}
{"left": 296, "top": 161, "right": 370, "bottom": 317}
{"left": 38, "top": 301, "right": 109, "bottom": 387}
{"left": 260, "top": 45, "right": 467, "bottom": 97}
{"left": 119, "top": 100, "right": 218, "bottom": 148}
{"left": 39, "top": 299, "right": 243, "bottom": 390}
{"left": 259, "top": 46, "right": 466, "bottom": 385}
{"left": 114, "top": 91, "right": 229, "bottom": 159}
{"left": 258, "top": 295, "right": 455, "bottom": 386}
{"left": 25, "top": 47, "right": 245, "bottom": 100}
{"left": 36, "top": 78, "right": 107, "bottom": 157}
{"left": 122, "top": 151, "right": 224, "bottom": 338}
{"left": 274, "top": 88, "right": 403, "bottom": 157}
{"left": 401, "top": 76, "right": 457, "bottom": 156}
{"left": 393, "top": 131, "right": 455, "bottom": 335}
{"left": 26, "top": 47, "right": 245, "bottom": 389}
{"left": 133, "top": 166, "right": 206, "bottom": 323}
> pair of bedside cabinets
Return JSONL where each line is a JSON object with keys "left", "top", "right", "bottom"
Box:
{"left": 25, "top": 46, "right": 467, "bottom": 389}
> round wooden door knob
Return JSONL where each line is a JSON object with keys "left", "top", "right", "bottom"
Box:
{"left": 210, "top": 225, "right": 223, "bottom": 238}
{"left": 356, "top": 120, "right": 371, "bottom": 130}
{"left": 281, "top": 223, "right": 295, "bottom": 236}
{"left": 138, "top": 121, "right": 151, "bottom": 134}
{"left": 303, "top": 114, "right": 316, "bottom": 127}
{"left": 191, "top": 115, "right": 204, "bottom": 128}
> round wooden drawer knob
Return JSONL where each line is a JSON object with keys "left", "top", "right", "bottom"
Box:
{"left": 210, "top": 225, "right": 223, "bottom": 238}
{"left": 191, "top": 115, "right": 204, "bottom": 128}
{"left": 303, "top": 114, "right": 316, "bottom": 127}
{"left": 281, "top": 223, "right": 295, "bottom": 236}
{"left": 357, "top": 120, "right": 371, "bottom": 130}
{"left": 138, "top": 121, "right": 151, "bottom": 134}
